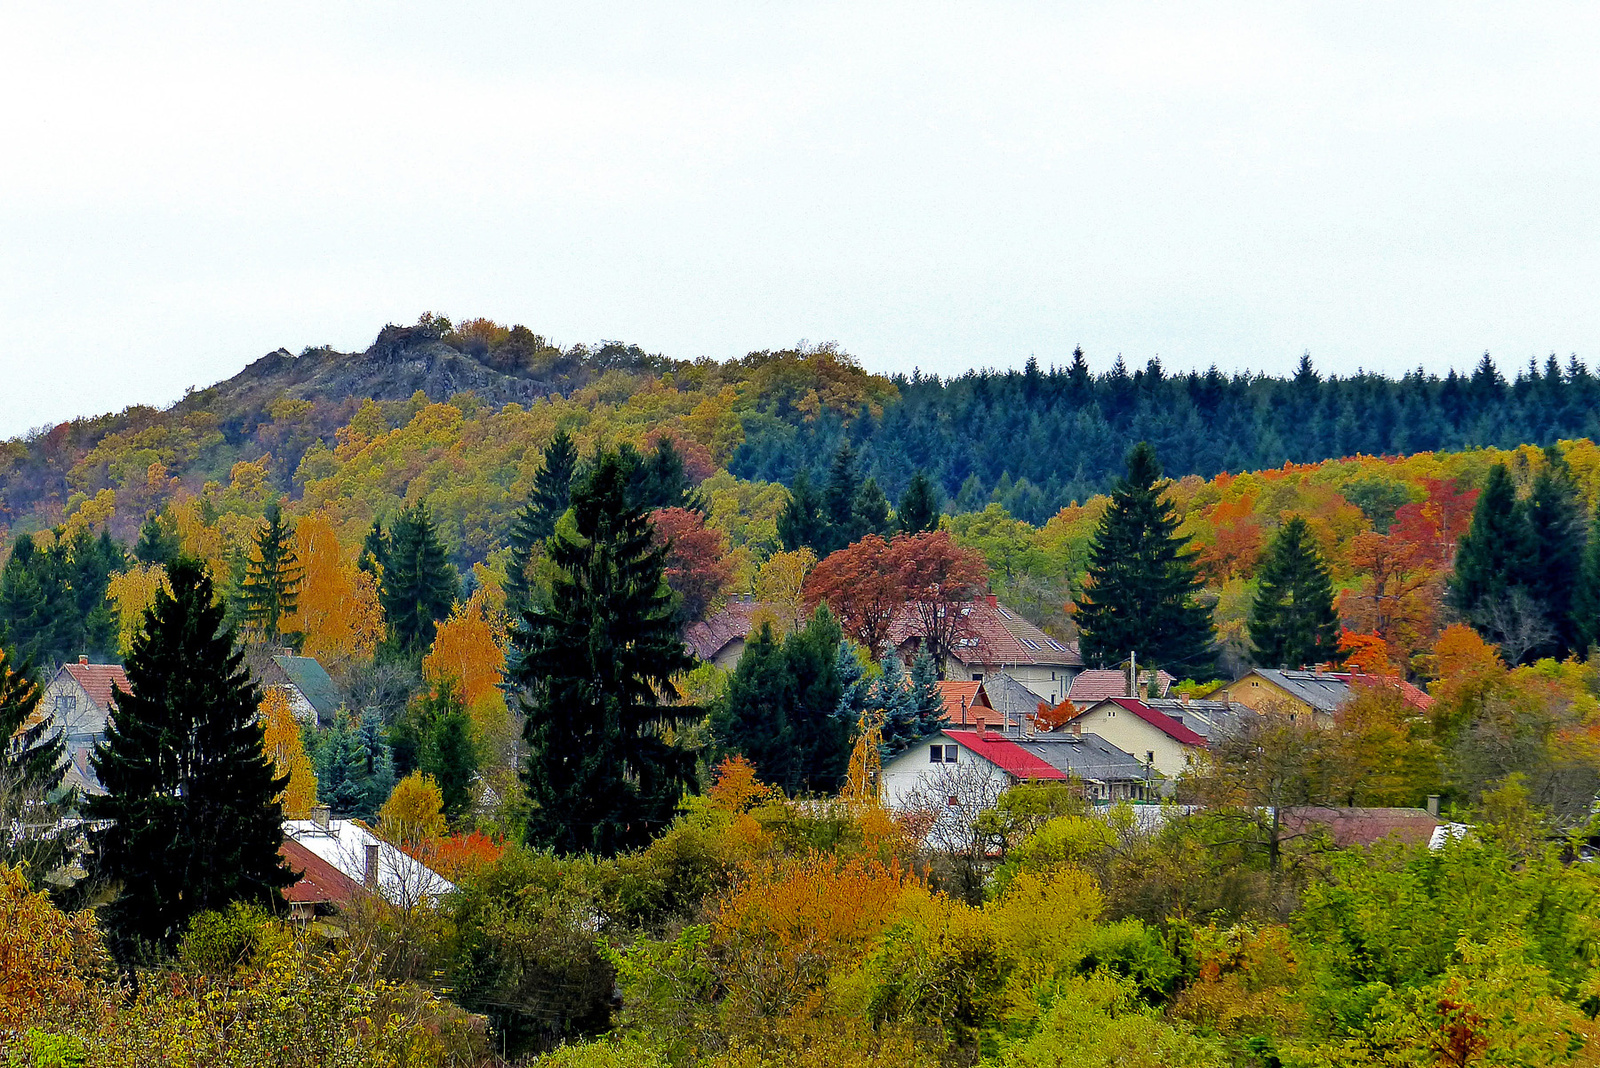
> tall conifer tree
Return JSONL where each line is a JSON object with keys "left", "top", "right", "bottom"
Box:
{"left": 379, "top": 503, "right": 459, "bottom": 661}
{"left": 506, "top": 429, "right": 578, "bottom": 619}
{"left": 1075, "top": 442, "right": 1214, "bottom": 674}
{"left": 1573, "top": 499, "right": 1600, "bottom": 655}
{"left": 0, "top": 646, "right": 69, "bottom": 878}
{"left": 1247, "top": 516, "right": 1341, "bottom": 668}
{"left": 510, "top": 452, "right": 698, "bottom": 855}
{"left": 239, "top": 501, "right": 302, "bottom": 647}
{"left": 897, "top": 471, "right": 942, "bottom": 535}
{"left": 87, "top": 558, "right": 293, "bottom": 952}
{"left": 1450, "top": 464, "right": 1537, "bottom": 641}
{"left": 1525, "top": 447, "right": 1586, "bottom": 659}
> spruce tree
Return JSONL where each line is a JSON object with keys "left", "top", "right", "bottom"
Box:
{"left": 1573, "top": 499, "right": 1600, "bottom": 655}
{"left": 1450, "top": 464, "right": 1536, "bottom": 634}
{"left": 0, "top": 646, "right": 69, "bottom": 879}
{"left": 1525, "top": 447, "right": 1586, "bottom": 659}
{"left": 239, "top": 501, "right": 302, "bottom": 647}
{"left": 777, "top": 470, "right": 831, "bottom": 554}
{"left": 897, "top": 471, "right": 942, "bottom": 535}
{"left": 87, "top": 558, "right": 293, "bottom": 953}
{"left": 823, "top": 444, "right": 863, "bottom": 547}
{"left": 510, "top": 451, "right": 699, "bottom": 855}
{"left": 0, "top": 535, "right": 66, "bottom": 667}
{"left": 1075, "top": 442, "right": 1214, "bottom": 674}
{"left": 134, "top": 510, "right": 182, "bottom": 566}
{"left": 1247, "top": 516, "right": 1341, "bottom": 669}
{"left": 506, "top": 429, "right": 578, "bottom": 619}
{"left": 711, "top": 624, "right": 797, "bottom": 785}
{"left": 874, "top": 651, "right": 947, "bottom": 757}
{"left": 851, "top": 477, "right": 892, "bottom": 540}
{"left": 390, "top": 684, "right": 479, "bottom": 821}
{"left": 379, "top": 503, "right": 459, "bottom": 661}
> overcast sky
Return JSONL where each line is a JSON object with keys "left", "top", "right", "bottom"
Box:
{"left": 2, "top": 3, "right": 1597, "bottom": 438}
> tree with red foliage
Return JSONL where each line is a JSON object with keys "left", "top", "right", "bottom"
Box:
{"left": 890, "top": 530, "right": 989, "bottom": 674}
{"left": 1338, "top": 531, "right": 1442, "bottom": 657}
{"left": 1390, "top": 478, "right": 1478, "bottom": 569}
{"left": 651, "top": 507, "right": 734, "bottom": 627}
{"left": 803, "top": 534, "right": 903, "bottom": 657}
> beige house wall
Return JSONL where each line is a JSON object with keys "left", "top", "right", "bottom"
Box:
{"left": 1069, "top": 703, "right": 1199, "bottom": 788}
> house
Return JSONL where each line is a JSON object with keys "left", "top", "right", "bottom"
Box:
{"left": 1056, "top": 696, "right": 1209, "bottom": 789}
{"left": 38, "top": 656, "right": 129, "bottom": 791}
{"left": 1277, "top": 807, "right": 1441, "bottom": 850}
{"left": 280, "top": 834, "right": 366, "bottom": 922}
{"left": 981, "top": 672, "right": 1054, "bottom": 725}
{"left": 255, "top": 652, "right": 341, "bottom": 725}
{"left": 283, "top": 811, "right": 454, "bottom": 907}
{"left": 1065, "top": 667, "right": 1175, "bottom": 709}
{"left": 1208, "top": 669, "right": 1433, "bottom": 722}
{"left": 880, "top": 724, "right": 1066, "bottom": 813}
{"left": 1011, "top": 733, "right": 1156, "bottom": 803}
{"left": 935, "top": 680, "right": 992, "bottom": 727}
{"left": 685, "top": 599, "right": 771, "bottom": 671}
{"left": 889, "top": 596, "right": 1082, "bottom": 703}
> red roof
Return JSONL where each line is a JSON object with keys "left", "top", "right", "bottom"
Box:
{"left": 685, "top": 600, "right": 767, "bottom": 661}
{"left": 281, "top": 837, "right": 365, "bottom": 907}
{"left": 1092, "top": 697, "right": 1209, "bottom": 747}
{"left": 62, "top": 661, "right": 130, "bottom": 712}
{"left": 1336, "top": 673, "right": 1434, "bottom": 711}
{"left": 889, "top": 598, "right": 1081, "bottom": 668}
{"left": 1278, "top": 807, "right": 1439, "bottom": 849}
{"left": 1067, "top": 668, "right": 1175, "bottom": 704}
{"left": 943, "top": 728, "right": 1066, "bottom": 780}
{"left": 936, "top": 681, "right": 991, "bottom": 723}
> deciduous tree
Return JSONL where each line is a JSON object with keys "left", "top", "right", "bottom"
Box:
{"left": 891, "top": 530, "right": 989, "bottom": 673}
{"left": 804, "top": 535, "right": 904, "bottom": 658}
{"left": 651, "top": 507, "right": 734, "bottom": 627}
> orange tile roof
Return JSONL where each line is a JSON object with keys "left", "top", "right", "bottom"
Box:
{"left": 685, "top": 600, "right": 768, "bottom": 661}
{"left": 1068, "top": 668, "right": 1175, "bottom": 704}
{"left": 281, "top": 837, "right": 365, "bottom": 907}
{"left": 62, "top": 661, "right": 130, "bottom": 712}
{"left": 935, "top": 681, "right": 990, "bottom": 723}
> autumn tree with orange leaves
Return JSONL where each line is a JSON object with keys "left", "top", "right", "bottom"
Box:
{"left": 803, "top": 534, "right": 904, "bottom": 657}
{"left": 287, "top": 512, "right": 384, "bottom": 669}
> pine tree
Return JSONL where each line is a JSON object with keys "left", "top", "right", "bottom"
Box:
{"left": 897, "top": 471, "right": 942, "bottom": 535}
{"left": 823, "top": 444, "right": 863, "bottom": 547}
{"left": 506, "top": 429, "right": 578, "bottom": 619}
{"left": 777, "top": 470, "right": 829, "bottom": 554}
{"left": 390, "top": 684, "right": 479, "bottom": 821}
{"left": 311, "top": 710, "right": 396, "bottom": 820}
{"left": 711, "top": 624, "right": 797, "bottom": 786}
{"left": 379, "top": 503, "right": 459, "bottom": 661}
{"left": 1450, "top": 464, "right": 1537, "bottom": 638}
{"left": 1075, "top": 442, "right": 1214, "bottom": 674}
{"left": 1525, "top": 447, "right": 1586, "bottom": 659}
{"left": 86, "top": 558, "right": 293, "bottom": 953}
{"left": 851, "top": 477, "right": 892, "bottom": 540}
{"left": 1248, "top": 516, "right": 1341, "bottom": 669}
{"left": 510, "top": 451, "right": 699, "bottom": 855}
{"left": 239, "top": 501, "right": 302, "bottom": 647}
{"left": 0, "top": 535, "right": 67, "bottom": 667}
{"left": 873, "top": 651, "right": 946, "bottom": 757}
{"left": 627, "top": 436, "right": 698, "bottom": 512}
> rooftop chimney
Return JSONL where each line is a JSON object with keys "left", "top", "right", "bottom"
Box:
{"left": 1426, "top": 795, "right": 1440, "bottom": 818}
{"left": 986, "top": 594, "right": 997, "bottom": 608}
{"left": 1070, "top": 719, "right": 1081, "bottom": 737}
{"left": 974, "top": 712, "right": 989, "bottom": 739}
{"left": 79, "top": 655, "right": 88, "bottom": 665}
{"left": 363, "top": 842, "right": 380, "bottom": 889}
{"left": 310, "top": 805, "right": 331, "bottom": 831}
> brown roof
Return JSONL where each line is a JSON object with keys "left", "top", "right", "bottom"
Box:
{"left": 1278, "top": 807, "right": 1439, "bottom": 849}
{"left": 685, "top": 600, "right": 769, "bottom": 662}
{"left": 62, "top": 660, "right": 130, "bottom": 713}
{"left": 889, "top": 597, "right": 1081, "bottom": 668}
{"left": 1068, "top": 668, "right": 1175, "bottom": 704}
{"left": 935, "top": 681, "right": 991, "bottom": 724}
{"left": 280, "top": 837, "right": 365, "bottom": 907}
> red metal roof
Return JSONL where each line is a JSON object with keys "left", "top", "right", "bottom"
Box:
{"left": 280, "top": 837, "right": 364, "bottom": 907}
{"left": 943, "top": 728, "right": 1067, "bottom": 780}
{"left": 1095, "top": 697, "right": 1209, "bottom": 748}
{"left": 62, "top": 661, "right": 130, "bottom": 712}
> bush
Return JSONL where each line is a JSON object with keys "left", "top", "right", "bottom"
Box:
{"left": 1072, "top": 920, "right": 1182, "bottom": 1003}
{"left": 177, "top": 902, "right": 288, "bottom": 975}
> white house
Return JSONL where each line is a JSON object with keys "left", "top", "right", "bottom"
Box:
{"left": 38, "top": 656, "right": 130, "bottom": 794}
{"left": 283, "top": 810, "right": 454, "bottom": 908}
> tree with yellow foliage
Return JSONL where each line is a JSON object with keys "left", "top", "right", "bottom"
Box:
{"left": 378, "top": 771, "right": 447, "bottom": 847}
{"left": 751, "top": 547, "right": 816, "bottom": 636}
{"left": 286, "top": 512, "right": 384, "bottom": 669}
{"left": 106, "top": 563, "right": 170, "bottom": 657}
{"left": 259, "top": 688, "right": 318, "bottom": 818}
{"left": 421, "top": 587, "right": 507, "bottom": 726}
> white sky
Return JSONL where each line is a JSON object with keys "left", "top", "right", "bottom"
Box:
{"left": 2, "top": 3, "right": 1598, "bottom": 438}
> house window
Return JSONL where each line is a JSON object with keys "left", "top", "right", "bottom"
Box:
{"left": 945, "top": 747, "right": 958, "bottom": 764}
{"left": 1107, "top": 708, "right": 1115, "bottom": 718}
{"left": 972, "top": 673, "right": 983, "bottom": 681}
{"left": 55, "top": 693, "right": 76, "bottom": 715}
{"left": 929, "top": 745, "right": 943, "bottom": 763}
{"left": 1145, "top": 751, "right": 1155, "bottom": 765}
{"left": 948, "top": 796, "right": 960, "bottom": 807}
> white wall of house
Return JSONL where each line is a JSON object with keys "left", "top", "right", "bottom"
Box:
{"left": 40, "top": 674, "right": 110, "bottom": 747}
{"left": 1069, "top": 703, "right": 1200, "bottom": 788}
{"left": 880, "top": 732, "right": 1010, "bottom": 810}
{"left": 270, "top": 684, "right": 318, "bottom": 725}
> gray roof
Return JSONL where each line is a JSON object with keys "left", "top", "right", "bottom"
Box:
{"left": 1246, "top": 669, "right": 1355, "bottom": 713}
{"left": 1143, "top": 698, "right": 1253, "bottom": 740}
{"left": 1013, "top": 733, "right": 1152, "bottom": 784}
{"left": 982, "top": 672, "right": 1052, "bottom": 716}
{"left": 271, "top": 655, "right": 341, "bottom": 719}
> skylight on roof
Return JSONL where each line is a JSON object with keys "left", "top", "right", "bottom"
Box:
{"left": 1020, "top": 637, "right": 1039, "bottom": 650}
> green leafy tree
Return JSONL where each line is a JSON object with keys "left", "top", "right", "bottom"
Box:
{"left": 1075, "top": 443, "right": 1214, "bottom": 675}
{"left": 378, "top": 503, "right": 459, "bottom": 661}
{"left": 239, "top": 501, "right": 302, "bottom": 647}
{"left": 510, "top": 451, "right": 699, "bottom": 855}
{"left": 897, "top": 471, "right": 942, "bottom": 535}
{"left": 390, "top": 683, "right": 480, "bottom": 821}
{"left": 507, "top": 429, "right": 578, "bottom": 619}
{"left": 1248, "top": 516, "right": 1341, "bottom": 669}
{"left": 86, "top": 558, "right": 293, "bottom": 953}
{"left": 711, "top": 605, "right": 854, "bottom": 794}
